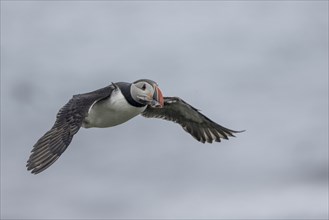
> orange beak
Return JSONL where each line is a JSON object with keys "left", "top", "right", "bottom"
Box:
{"left": 152, "top": 86, "right": 164, "bottom": 108}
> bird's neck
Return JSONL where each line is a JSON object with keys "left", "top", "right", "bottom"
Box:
{"left": 117, "top": 82, "right": 146, "bottom": 108}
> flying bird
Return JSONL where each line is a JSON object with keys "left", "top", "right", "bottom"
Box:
{"left": 27, "top": 79, "right": 243, "bottom": 174}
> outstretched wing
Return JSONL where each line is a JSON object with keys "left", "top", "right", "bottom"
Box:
{"left": 26, "top": 85, "right": 114, "bottom": 174}
{"left": 141, "top": 97, "right": 243, "bottom": 143}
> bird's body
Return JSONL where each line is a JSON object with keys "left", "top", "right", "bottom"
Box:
{"left": 83, "top": 86, "right": 146, "bottom": 128}
{"left": 27, "top": 79, "right": 244, "bottom": 174}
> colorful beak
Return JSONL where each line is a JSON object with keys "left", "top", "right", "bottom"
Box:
{"left": 152, "top": 86, "right": 164, "bottom": 108}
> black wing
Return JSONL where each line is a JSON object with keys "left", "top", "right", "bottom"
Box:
{"left": 141, "top": 97, "right": 243, "bottom": 143}
{"left": 26, "top": 85, "right": 114, "bottom": 174}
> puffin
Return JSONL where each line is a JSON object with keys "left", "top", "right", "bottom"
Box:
{"left": 27, "top": 79, "right": 243, "bottom": 174}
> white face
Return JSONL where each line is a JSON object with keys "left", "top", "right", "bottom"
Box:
{"left": 130, "top": 81, "right": 155, "bottom": 105}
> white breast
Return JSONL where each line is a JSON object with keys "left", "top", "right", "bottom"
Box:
{"left": 82, "top": 89, "right": 146, "bottom": 128}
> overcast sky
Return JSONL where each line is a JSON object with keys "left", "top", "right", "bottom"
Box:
{"left": 1, "top": 1, "right": 328, "bottom": 219}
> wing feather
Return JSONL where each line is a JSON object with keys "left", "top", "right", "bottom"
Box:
{"left": 26, "top": 85, "right": 114, "bottom": 174}
{"left": 142, "top": 97, "right": 243, "bottom": 143}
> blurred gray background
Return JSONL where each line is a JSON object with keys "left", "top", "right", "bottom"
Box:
{"left": 1, "top": 1, "right": 328, "bottom": 219}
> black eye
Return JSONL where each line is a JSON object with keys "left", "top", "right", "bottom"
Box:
{"left": 142, "top": 84, "right": 146, "bottom": 90}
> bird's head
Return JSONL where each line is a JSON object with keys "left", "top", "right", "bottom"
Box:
{"left": 131, "top": 79, "right": 164, "bottom": 108}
